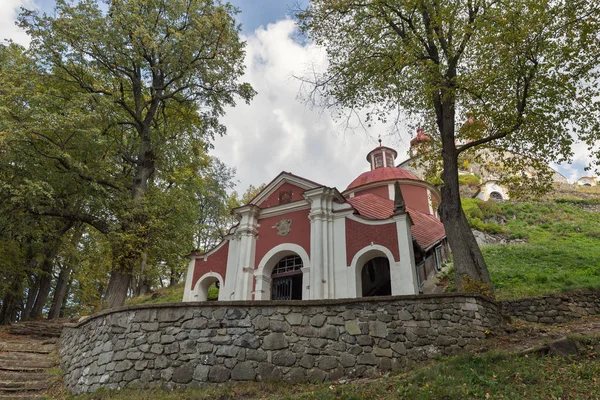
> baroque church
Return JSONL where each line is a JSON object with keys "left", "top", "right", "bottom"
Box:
{"left": 183, "top": 143, "right": 449, "bottom": 302}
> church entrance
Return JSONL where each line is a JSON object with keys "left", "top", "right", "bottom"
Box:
{"left": 271, "top": 255, "right": 303, "bottom": 300}
{"left": 361, "top": 257, "right": 391, "bottom": 297}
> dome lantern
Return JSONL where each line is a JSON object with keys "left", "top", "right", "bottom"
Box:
{"left": 366, "top": 140, "right": 398, "bottom": 171}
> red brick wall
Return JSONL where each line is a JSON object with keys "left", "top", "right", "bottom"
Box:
{"left": 255, "top": 209, "right": 311, "bottom": 266}
{"left": 191, "top": 242, "right": 229, "bottom": 291}
{"left": 259, "top": 183, "right": 307, "bottom": 209}
{"left": 345, "top": 218, "right": 399, "bottom": 265}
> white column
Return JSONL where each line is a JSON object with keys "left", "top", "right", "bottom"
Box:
{"left": 232, "top": 205, "right": 259, "bottom": 300}
{"left": 182, "top": 257, "right": 197, "bottom": 302}
{"left": 304, "top": 188, "right": 338, "bottom": 299}
{"left": 392, "top": 213, "right": 419, "bottom": 294}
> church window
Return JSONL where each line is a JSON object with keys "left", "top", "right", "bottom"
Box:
{"left": 374, "top": 154, "right": 383, "bottom": 168}
{"left": 386, "top": 153, "right": 394, "bottom": 167}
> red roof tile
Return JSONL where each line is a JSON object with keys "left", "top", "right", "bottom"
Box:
{"left": 346, "top": 193, "right": 395, "bottom": 220}
{"left": 346, "top": 193, "right": 445, "bottom": 250}
{"left": 408, "top": 208, "right": 446, "bottom": 250}
{"left": 346, "top": 167, "right": 420, "bottom": 191}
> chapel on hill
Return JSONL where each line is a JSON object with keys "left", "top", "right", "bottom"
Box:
{"left": 183, "top": 142, "right": 449, "bottom": 302}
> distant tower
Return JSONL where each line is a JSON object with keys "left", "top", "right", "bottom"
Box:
{"left": 409, "top": 126, "right": 431, "bottom": 157}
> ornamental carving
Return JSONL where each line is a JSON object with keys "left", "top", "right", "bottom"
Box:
{"left": 279, "top": 190, "right": 292, "bottom": 205}
{"left": 273, "top": 218, "right": 292, "bottom": 236}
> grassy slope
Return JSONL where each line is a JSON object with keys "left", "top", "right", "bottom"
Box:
{"left": 462, "top": 195, "right": 600, "bottom": 299}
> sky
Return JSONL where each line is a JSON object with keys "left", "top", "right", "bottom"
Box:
{"left": 2, "top": 0, "right": 595, "bottom": 192}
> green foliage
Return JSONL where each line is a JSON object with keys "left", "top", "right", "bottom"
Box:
{"left": 458, "top": 174, "right": 480, "bottom": 187}
{"left": 462, "top": 199, "right": 505, "bottom": 234}
{"left": 126, "top": 284, "right": 185, "bottom": 306}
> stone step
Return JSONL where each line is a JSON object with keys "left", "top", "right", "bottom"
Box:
{"left": 0, "top": 395, "right": 47, "bottom": 400}
{"left": 0, "top": 352, "right": 53, "bottom": 361}
{"left": 0, "top": 363, "right": 53, "bottom": 373}
{"left": 0, "top": 371, "right": 51, "bottom": 382}
{"left": 0, "top": 344, "right": 54, "bottom": 354}
{"left": 0, "top": 380, "right": 50, "bottom": 391}
{"left": 0, "top": 357, "right": 56, "bottom": 369}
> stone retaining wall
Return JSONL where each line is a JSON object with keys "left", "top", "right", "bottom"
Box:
{"left": 499, "top": 289, "right": 600, "bottom": 324}
{"left": 59, "top": 294, "right": 500, "bottom": 394}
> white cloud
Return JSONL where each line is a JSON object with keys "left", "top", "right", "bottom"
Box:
{"left": 215, "top": 19, "right": 597, "bottom": 190}
{"left": 214, "top": 19, "right": 413, "bottom": 193}
{"left": 0, "top": 0, "right": 37, "bottom": 46}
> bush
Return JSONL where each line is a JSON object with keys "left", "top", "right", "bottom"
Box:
{"left": 458, "top": 174, "right": 480, "bottom": 187}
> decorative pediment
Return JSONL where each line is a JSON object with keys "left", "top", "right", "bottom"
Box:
{"left": 249, "top": 172, "right": 324, "bottom": 208}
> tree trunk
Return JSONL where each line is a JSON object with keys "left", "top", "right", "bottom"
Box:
{"left": 48, "top": 264, "right": 71, "bottom": 319}
{"left": 0, "top": 280, "right": 23, "bottom": 325}
{"left": 29, "top": 221, "right": 74, "bottom": 319}
{"left": 435, "top": 85, "right": 494, "bottom": 297}
{"left": 59, "top": 278, "right": 72, "bottom": 318}
{"left": 103, "top": 131, "right": 154, "bottom": 308}
{"left": 29, "top": 257, "right": 54, "bottom": 320}
{"left": 23, "top": 274, "right": 39, "bottom": 320}
{"left": 134, "top": 252, "right": 151, "bottom": 296}
{"left": 103, "top": 270, "right": 132, "bottom": 308}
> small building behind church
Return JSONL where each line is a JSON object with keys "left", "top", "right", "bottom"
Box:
{"left": 183, "top": 144, "right": 449, "bottom": 302}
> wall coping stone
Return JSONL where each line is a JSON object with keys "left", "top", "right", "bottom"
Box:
{"left": 73, "top": 292, "right": 497, "bottom": 328}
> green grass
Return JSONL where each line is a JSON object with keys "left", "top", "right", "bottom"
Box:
{"left": 125, "top": 282, "right": 219, "bottom": 306}
{"left": 461, "top": 198, "right": 600, "bottom": 299}
{"left": 125, "top": 283, "right": 185, "bottom": 306}
{"left": 69, "top": 337, "right": 600, "bottom": 400}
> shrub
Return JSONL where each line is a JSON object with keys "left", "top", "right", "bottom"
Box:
{"left": 458, "top": 174, "right": 480, "bottom": 187}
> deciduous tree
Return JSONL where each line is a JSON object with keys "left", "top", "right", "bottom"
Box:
{"left": 297, "top": 0, "right": 600, "bottom": 294}
{"left": 18, "top": 0, "right": 255, "bottom": 307}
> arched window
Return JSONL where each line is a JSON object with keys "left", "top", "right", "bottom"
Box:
{"left": 271, "top": 255, "right": 303, "bottom": 300}
{"left": 490, "top": 191, "right": 503, "bottom": 200}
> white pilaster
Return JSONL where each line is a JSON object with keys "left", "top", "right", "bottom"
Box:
{"left": 304, "top": 187, "right": 341, "bottom": 299}
{"left": 392, "top": 212, "right": 419, "bottom": 294}
{"left": 182, "top": 257, "right": 197, "bottom": 302}
{"left": 231, "top": 205, "right": 259, "bottom": 300}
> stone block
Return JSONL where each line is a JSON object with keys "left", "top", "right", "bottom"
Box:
{"left": 193, "top": 365, "right": 209, "bottom": 382}
{"left": 285, "top": 313, "right": 303, "bottom": 326}
{"left": 369, "top": 321, "right": 387, "bottom": 338}
{"left": 157, "top": 309, "right": 181, "bottom": 323}
{"left": 319, "top": 326, "right": 339, "bottom": 340}
{"left": 231, "top": 361, "right": 256, "bottom": 381}
{"left": 263, "top": 333, "right": 288, "bottom": 350}
{"left": 172, "top": 364, "right": 194, "bottom": 384}
{"left": 357, "top": 353, "right": 377, "bottom": 365}
{"left": 344, "top": 320, "right": 361, "bottom": 335}
{"left": 317, "top": 356, "right": 338, "bottom": 370}
{"left": 310, "top": 314, "right": 327, "bottom": 327}
{"left": 208, "top": 365, "right": 230, "bottom": 383}
{"left": 272, "top": 350, "right": 296, "bottom": 367}
{"left": 307, "top": 368, "right": 327, "bottom": 383}
{"left": 270, "top": 320, "right": 290, "bottom": 333}
{"left": 258, "top": 362, "right": 283, "bottom": 381}
{"left": 284, "top": 367, "right": 306, "bottom": 383}
{"left": 299, "top": 355, "right": 315, "bottom": 369}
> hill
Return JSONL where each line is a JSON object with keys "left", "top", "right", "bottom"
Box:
{"left": 459, "top": 194, "right": 600, "bottom": 299}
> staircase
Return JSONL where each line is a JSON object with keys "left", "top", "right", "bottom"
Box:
{"left": 0, "top": 322, "right": 67, "bottom": 400}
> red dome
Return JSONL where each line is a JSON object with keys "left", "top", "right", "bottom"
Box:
{"left": 346, "top": 167, "right": 420, "bottom": 191}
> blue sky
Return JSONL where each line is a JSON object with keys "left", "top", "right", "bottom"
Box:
{"left": 34, "top": 0, "right": 307, "bottom": 33}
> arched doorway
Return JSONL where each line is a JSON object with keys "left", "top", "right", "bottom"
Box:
{"left": 271, "top": 255, "right": 303, "bottom": 300}
{"left": 193, "top": 272, "right": 223, "bottom": 301}
{"left": 361, "top": 257, "right": 391, "bottom": 297}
